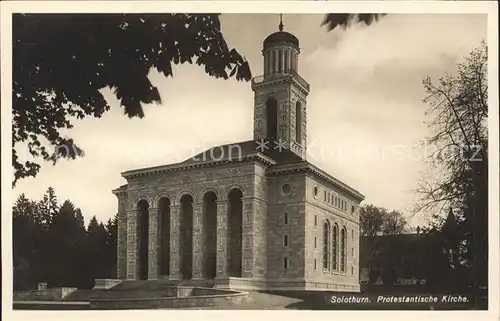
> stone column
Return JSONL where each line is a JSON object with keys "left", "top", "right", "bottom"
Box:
{"left": 192, "top": 203, "right": 204, "bottom": 279}
{"left": 116, "top": 196, "right": 127, "bottom": 279}
{"left": 274, "top": 49, "right": 280, "bottom": 73}
{"left": 282, "top": 49, "right": 286, "bottom": 72}
{"left": 216, "top": 200, "right": 228, "bottom": 278}
{"left": 148, "top": 207, "right": 159, "bottom": 280}
{"left": 169, "top": 205, "right": 181, "bottom": 280}
{"left": 241, "top": 197, "right": 255, "bottom": 278}
{"left": 126, "top": 209, "right": 138, "bottom": 280}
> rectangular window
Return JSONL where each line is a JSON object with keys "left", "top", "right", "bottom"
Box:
{"left": 314, "top": 237, "right": 317, "bottom": 249}
{"left": 351, "top": 265, "right": 354, "bottom": 275}
{"left": 351, "top": 205, "right": 355, "bottom": 214}
{"left": 314, "top": 215, "right": 318, "bottom": 227}
{"left": 351, "top": 248, "right": 354, "bottom": 257}
{"left": 284, "top": 212, "right": 289, "bottom": 225}
{"left": 324, "top": 191, "right": 327, "bottom": 201}
{"left": 284, "top": 257, "right": 289, "bottom": 270}
{"left": 284, "top": 234, "right": 289, "bottom": 247}
{"left": 314, "top": 259, "right": 317, "bottom": 270}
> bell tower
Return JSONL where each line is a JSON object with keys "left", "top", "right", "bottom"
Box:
{"left": 251, "top": 14, "right": 310, "bottom": 160}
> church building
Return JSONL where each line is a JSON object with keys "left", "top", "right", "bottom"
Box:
{"left": 113, "top": 20, "right": 364, "bottom": 291}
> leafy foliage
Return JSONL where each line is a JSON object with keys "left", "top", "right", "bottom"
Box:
{"left": 417, "top": 42, "right": 488, "bottom": 293}
{"left": 359, "top": 204, "right": 408, "bottom": 236}
{"left": 12, "top": 188, "right": 117, "bottom": 289}
{"left": 322, "top": 13, "right": 386, "bottom": 31}
{"left": 12, "top": 13, "right": 252, "bottom": 186}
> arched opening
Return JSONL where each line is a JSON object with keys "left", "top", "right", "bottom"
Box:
{"left": 323, "top": 220, "right": 331, "bottom": 270}
{"left": 137, "top": 199, "right": 149, "bottom": 280}
{"left": 227, "top": 188, "right": 243, "bottom": 277}
{"left": 332, "top": 223, "right": 339, "bottom": 272}
{"left": 203, "top": 191, "right": 218, "bottom": 279}
{"left": 180, "top": 194, "right": 194, "bottom": 279}
{"left": 266, "top": 98, "right": 278, "bottom": 139}
{"left": 341, "top": 226, "right": 347, "bottom": 273}
{"left": 295, "top": 101, "right": 302, "bottom": 144}
{"left": 158, "top": 197, "right": 171, "bottom": 276}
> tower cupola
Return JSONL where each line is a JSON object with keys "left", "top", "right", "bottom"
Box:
{"left": 262, "top": 14, "right": 300, "bottom": 76}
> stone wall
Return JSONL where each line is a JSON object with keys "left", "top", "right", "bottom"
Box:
{"left": 266, "top": 172, "right": 306, "bottom": 279}
{"left": 304, "top": 176, "right": 361, "bottom": 291}
{"left": 13, "top": 287, "right": 77, "bottom": 301}
{"left": 89, "top": 287, "right": 248, "bottom": 309}
{"left": 121, "top": 160, "right": 269, "bottom": 280}
{"left": 117, "top": 196, "right": 127, "bottom": 279}
{"left": 93, "top": 279, "right": 123, "bottom": 290}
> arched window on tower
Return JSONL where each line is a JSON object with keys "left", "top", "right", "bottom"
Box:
{"left": 266, "top": 98, "right": 278, "bottom": 139}
{"left": 295, "top": 101, "right": 302, "bottom": 144}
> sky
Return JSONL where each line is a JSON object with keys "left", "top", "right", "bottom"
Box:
{"left": 12, "top": 13, "right": 487, "bottom": 227}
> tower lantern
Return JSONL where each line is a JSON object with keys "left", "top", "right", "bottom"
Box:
{"left": 262, "top": 15, "right": 300, "bottom": 76}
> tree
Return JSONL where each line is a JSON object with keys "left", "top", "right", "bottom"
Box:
{"left": 86, "top": 216, "right": 110, "bottom": 280}
{"left": 417, "top": 42, "right": 488, "bottom": 305}
{"left": 36, "top": 186, "right": 58, "bottom": 228}
{"left": 12, "top": 191, "right": 120, "bottom": 289}
{"left": 381, "top": 210, "right": 408, "bottom": 235}
{"left": 12, "top": 13, "right": 252, "bottom": 186}
{"left": 104, "top": 214, "right": 118, "bottom": 278}
{"left": 47, "top": 200, "right": 88, "bottom": 287}
{"left": 322, "top": 13, "right": 386, "bottom": 31}
{"left": 12, "top": 13, "right": 385, "bottom": 186}
{"left": 359, "top": 204, "right": 408, "bottom": 236}
{"left": 13, "top": 195, "right": 43, "bottom": 290}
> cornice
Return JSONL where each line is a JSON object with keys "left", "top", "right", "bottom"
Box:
{"left": 251, "top": 76, "right": 309, "bottom": 96}
{"left": 122, "top": 153, "right": 276, "bottom": 180}
{"left": 267, "top": 163, "right": 365, "bottom": 202}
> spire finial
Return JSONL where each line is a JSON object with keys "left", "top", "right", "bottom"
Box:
{"left": 279, "top": 14, "right": 284, "bottom": 31}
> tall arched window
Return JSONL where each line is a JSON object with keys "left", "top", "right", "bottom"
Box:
{"left": 332, "top": 223, "right": 339, "bottom": 271}
{"left": 295, "top": 101, "right": 302, "bottom": 143}
{"left": 341, "top": 226, "right": 347, "bottom": 273}
{"left": 323, "top": 220, "right": 331, "bottom": 270}
{"left": 266, "top": 98, "right": 278, "bottom": 139}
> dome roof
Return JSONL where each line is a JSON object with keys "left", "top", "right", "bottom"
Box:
{"left": 263, "top": 31, "right": 299, "bottom": 48}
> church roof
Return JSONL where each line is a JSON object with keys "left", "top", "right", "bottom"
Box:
{"left": 180, "top": 140, "right": 304, "bottom": 165}
{"left": 120, "top": 139, "right": 364, "bottom": 201}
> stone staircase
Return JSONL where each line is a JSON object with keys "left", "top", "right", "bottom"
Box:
{"left": 111, "top": 279, "right": 216, "bottom": 291}
{"left": 63, "top": 279, "right": 216, "bottom": 302}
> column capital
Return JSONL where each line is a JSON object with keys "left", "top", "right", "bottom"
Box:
{"left": 216, "top": 200, "right": 229, "bottom": 205}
